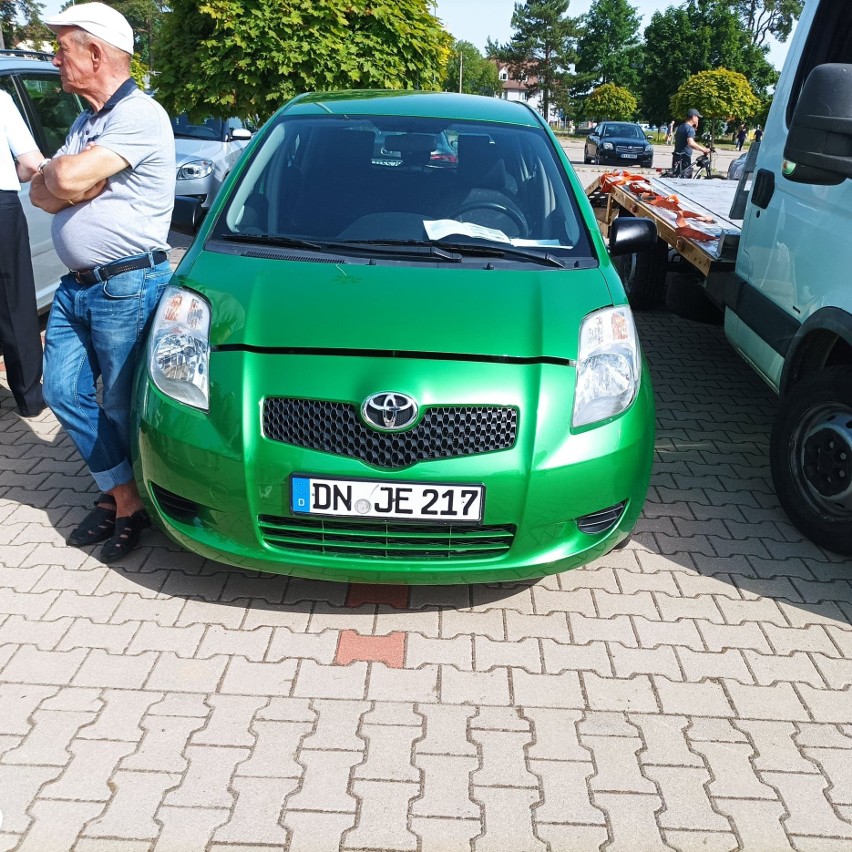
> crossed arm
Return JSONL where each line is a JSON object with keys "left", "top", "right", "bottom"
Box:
{"left": 30, "top": 144, "right": 129, "bottom": 213}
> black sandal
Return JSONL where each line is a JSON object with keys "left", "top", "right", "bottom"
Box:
{"left": 100, "top": 510, "right": 151, "bottom": 563}
{"left": 67, "top": 494, "right": 117, "bottom": 547}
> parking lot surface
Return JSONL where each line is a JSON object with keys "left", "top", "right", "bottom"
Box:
{"left": 2, "top": 174, "right": 851, "bottom": 850}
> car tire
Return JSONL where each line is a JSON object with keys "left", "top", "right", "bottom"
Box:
{"left": 770, "top": 366, "right": 852, "bottom": 555}
{"left": 584, "top": 149, "right": 592, "bottom": 164}
{"left": 664, "top": 271, "right": 723, "bottom": 324}
{"left": 612, "top": 212, "right": 668, "bottom": 310}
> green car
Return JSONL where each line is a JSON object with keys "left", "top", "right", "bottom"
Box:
{"left": 133, "top": 90, "right": 657, "bottom": 584}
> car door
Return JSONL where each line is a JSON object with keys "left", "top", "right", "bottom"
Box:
{"left": 586, "top": 127, "right": 601, "bottom": 161}
{"left": 2, "top": 69, "right": 83, "bottom": 310}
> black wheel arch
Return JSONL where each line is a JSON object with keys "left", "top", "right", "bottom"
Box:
{"left": 780, "top": 307, "right": 852, "bottom": 396}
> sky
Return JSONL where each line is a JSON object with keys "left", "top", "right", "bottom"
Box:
{"left": 432, "top": 0, "right": 793, "bottom": 72}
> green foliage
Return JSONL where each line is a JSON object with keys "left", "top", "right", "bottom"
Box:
{"left": 497, "top": 0, "right": 579, "bottom": 121}
{"left": 575, "top": 0, "right": 641, "bottom": 92}
{"left": 155, "top": 0, "right": 452, "bottom": 122}
{"left": 1, "top": 0, "right": 52, "bottom": 49}
{"left": 670, "top": 68, "right": 760, "bottom": 127}
{"left": 733, "top": 0, "right": 804, "bottom": 46}
{"left": 584, "top": 82, "right": 636, "bottom": 120}
{"left": 443, "top": 40, "right": 501, "bottom": 96}
{"left": 639, "top": 1, "right": 776, "bottom": 127}
{"left": 107, "top": 0, "right": 168, "bottom": 72}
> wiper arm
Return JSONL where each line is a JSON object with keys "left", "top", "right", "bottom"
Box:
{"left": 222, "top": 233, "right": 325, "bottom": 251}
{"left": 435, "top": 241, "right": 567, "bottom": 269}
{"left": 329, "top": 240, "right": 462, "bottom": 262}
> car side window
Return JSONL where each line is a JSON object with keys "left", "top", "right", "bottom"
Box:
{"left": 18, "top": 73, "right": 83, "bottom": 155}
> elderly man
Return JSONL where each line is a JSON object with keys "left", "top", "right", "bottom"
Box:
{"left": 30, "top": 2, "right": 175, "bottom": 562}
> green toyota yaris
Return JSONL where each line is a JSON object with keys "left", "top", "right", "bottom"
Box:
{"left": 133, "top": 90, "right": 657, "bottom": 584}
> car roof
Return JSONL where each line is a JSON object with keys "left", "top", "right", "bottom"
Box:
{"left": 279, "top": 90, "right": 544, "bottom": 128}
{"left": 0, "top": 49, "right": 56, "bottom": 72}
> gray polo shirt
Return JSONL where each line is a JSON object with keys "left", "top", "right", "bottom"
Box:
{"left": 52, "top": 80, "right": 176, "bottom": 270}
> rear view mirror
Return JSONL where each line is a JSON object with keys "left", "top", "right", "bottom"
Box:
{"left": 783, "top": 63, "right": 852, "bottom": 185}
{"left": 172, "top": 195, "right": 203, "bottom": 235}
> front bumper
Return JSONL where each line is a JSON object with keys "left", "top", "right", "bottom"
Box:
{"left": 133, "top": 352, "right": 654, "bottom": 584}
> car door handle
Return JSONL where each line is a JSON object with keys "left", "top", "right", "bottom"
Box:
{"left": 751, "top": 168, "right": 775, "bottom": 210}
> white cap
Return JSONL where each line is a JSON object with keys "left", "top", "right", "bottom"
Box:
{"left": 45, "top": 2, "right": 134, "bottom": 55}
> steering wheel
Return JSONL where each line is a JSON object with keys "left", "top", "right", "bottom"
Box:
{"left": 455, "top": 201, "right": 529, "bottom": 238}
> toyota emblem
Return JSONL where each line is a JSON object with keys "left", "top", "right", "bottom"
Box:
{"left": 362, "top": 392, "right": 418, "bottom": 432}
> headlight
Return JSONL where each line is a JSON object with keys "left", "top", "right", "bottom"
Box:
{"left": 572, "top": 306, "right": 640, "bottom": 428}
{"left": 177, "top": 160, "right": 214, "bottom": 180}
{"left": 148, "top": 285, "right": 210, "bottom": 410}
{"left": 601, "top": 142, "right": 614, "bottom": 150}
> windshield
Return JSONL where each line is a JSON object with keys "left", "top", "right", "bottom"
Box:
{"left": 604, "top": 124, "right": 644, "bottom": 139}
{"left": 210, "top": 114, "right": 594, "bottom": 260}
{"left": 171, "top": 114, "right": 226, "bottom": 141}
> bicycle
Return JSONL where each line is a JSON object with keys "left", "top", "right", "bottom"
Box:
{"left": 660, "top": 148, "right": 723, "bottom": 179}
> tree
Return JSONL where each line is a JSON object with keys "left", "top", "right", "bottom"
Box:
{"left": 444, "top": 41, "right": 502, "bottom": 96}
{"left": 107, "top": 0, "right": 168, "bottom": 74}
{"left": 1, "top": 0, "right": 52, "bottom": 50}
{"left": 639, "top": 2, "right": 775, "bottom": 128}
{"left": 498, "top": 0, "right": 579, "bottom": 122}
{"left": 670, "top": 68, "right": 760, "bottom": 137}
{"left": 585, "top": 83, "right": 637, "bottom": 120}
{"left": 732, "top": 0, "right": 804, "bottom": 46}
{"left": 155, "top": 0, "right": 452, "bottom": 122}
{"left": 575, "top": 0, "right": 641, "bottom": 93}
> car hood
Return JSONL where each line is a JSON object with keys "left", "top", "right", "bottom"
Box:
{"left": 178, "top": 250, "right": 615, "bottom": 362}
{"left": 174, "top": 138, "right": 229, "bottom": 166}
{"left": 598, "top": 136, "right": 649, "bottom": 146}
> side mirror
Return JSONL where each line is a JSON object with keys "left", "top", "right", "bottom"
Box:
{"left": 228, "top": 128, "right": 252, "bottom": 141}
{"left": 172, "top": 195, "right": 203, "bottom": 235}
{"left": 608, "top": 216, "right": 657, "bottom": 256}
{"left": 783, "top": 63, "right": 852, "bottom": 185}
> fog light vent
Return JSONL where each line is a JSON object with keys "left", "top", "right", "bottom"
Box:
{"left": 152, "top": 483, "right": 200, "bottom": 523}
{"left": 577, "top": 501, "right": 626, "bottom": 535}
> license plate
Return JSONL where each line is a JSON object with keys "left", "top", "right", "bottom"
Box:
{"left": 291, "top": 476, "right": 484, "bottom": 522}
{"left": 621, "top": 153, "right": 637, "bottom": 159}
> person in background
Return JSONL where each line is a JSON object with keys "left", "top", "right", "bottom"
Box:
{"left": 736, "top": 124, "right": 747, "bottom": 151}
{"left": 0, "top": 91, "right": 46, "bottom": 419}
{"left": 664, "top": 120, "right": 675, "bottom": 145}
{"left": 29, "top": 2, "right": 175, "bottom": 561}
{"left": 672, "top": 108, "right": 710, "bottom": 175}
{"left": 753, "top": 125, "right": 764, "bottom": 143}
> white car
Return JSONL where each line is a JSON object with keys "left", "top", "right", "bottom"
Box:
{"left": 1, "top": 49, "right": 84, "bottom": 311}
{"left": 172, "top": 114, "right": 253, "bottom": 212}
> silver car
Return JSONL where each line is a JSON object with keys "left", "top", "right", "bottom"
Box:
{"left": 1, "top": 49, "right": 84, "bottom": 310}
{"left": 172, "top": 114, "right": 252, "bottom": 211}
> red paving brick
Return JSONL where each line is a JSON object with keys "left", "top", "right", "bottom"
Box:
{"left": 335, "top": 630, "right": 406, "bottom": 668}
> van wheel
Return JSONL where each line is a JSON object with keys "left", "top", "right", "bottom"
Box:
{"left": 770, "top": 367, "right": 852, "bottom": 555}
{"left": 612, "top": 213, "right": 668, "bottom": 310}
{"left": 664, "top": 272, "right": 723, "bottom": 324}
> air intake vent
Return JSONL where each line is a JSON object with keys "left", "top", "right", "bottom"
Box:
{"left": 258, "top": 515, "right": 516, "bottom": 560}
{"left": 576, "top": 501, "right": 626, "bottom": 535}
{"left": 243, "top": 250, "right": 342, "bottom": 263}
{"left": 152, "top": 483, "right": 201, "bottom": 523}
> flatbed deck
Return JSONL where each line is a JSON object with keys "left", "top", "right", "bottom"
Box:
{"left": 588, "top": 172, "right": 743, "bottom": 277}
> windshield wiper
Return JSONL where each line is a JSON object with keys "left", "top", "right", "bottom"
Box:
{"left": 222, "top": 233, "right": 326, "bottom": 252}
{"left": 433, "top": 241, "right": 568, "bottom": 269}
{"left": 328, "top": 240, "right": 462, "bottom": 262}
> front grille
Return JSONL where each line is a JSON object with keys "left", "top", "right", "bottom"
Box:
{"left": 615, "top": 146, "right": 644, "bottom": 154}
{"left": 263, "top": 399, "right": 518, "bottom": 469}
{"left": 259, "top": 515, "right": 516, "bottom": 560}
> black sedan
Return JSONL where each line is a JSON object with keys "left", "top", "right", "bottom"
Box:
{"left": 584, "top": 121, "right": 654, "bottom": 168}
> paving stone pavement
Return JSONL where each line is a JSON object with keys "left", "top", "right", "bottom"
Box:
{"left": 2, "top": 295, "right": 852, "bottom": 850}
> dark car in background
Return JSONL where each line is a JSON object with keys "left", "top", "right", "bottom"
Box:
{"left": 584, "top": 121, "right": 654, "bottom": 169}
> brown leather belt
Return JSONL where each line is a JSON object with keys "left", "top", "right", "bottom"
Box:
{"left": 73, "top": 251, "right": 168, "bottom": 285}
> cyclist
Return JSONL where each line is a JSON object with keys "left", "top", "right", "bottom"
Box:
{"left": 672, "top": 108, "right": 711, "bottom": 176}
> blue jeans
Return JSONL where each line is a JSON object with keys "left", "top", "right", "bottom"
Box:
{"left": 44, "top": 259, "right": 171, "bottom": 492}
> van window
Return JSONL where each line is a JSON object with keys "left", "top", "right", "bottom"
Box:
{"left": 18, "top": 73, "right": 84, "bottom": 155}
{"left": 787, "top": 0, "right": 852, "bottom": 125}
